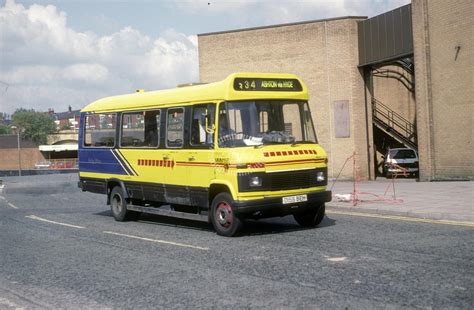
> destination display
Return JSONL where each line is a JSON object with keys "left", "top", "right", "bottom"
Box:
{"left": 233, "top": 78, "right": 303, "bottom": 92}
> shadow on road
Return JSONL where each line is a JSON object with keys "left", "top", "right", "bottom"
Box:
{"left": 94, "top": 210, "right": 336, "bottom": 236}
{"left": 94, "top": 210, "right": 213, "bottom": 232}
{"left": 239, "top": 216, "right": 336, "bottom": 237}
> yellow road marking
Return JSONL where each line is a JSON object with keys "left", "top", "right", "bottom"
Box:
{"left": 103, "top": 231, "right": 209, "bottom": 251}
{"left": 327, "top": 210, "right": 474, "bottom": 227}
{"left": 25, "top": 215, "right": 85, "bottom": 229}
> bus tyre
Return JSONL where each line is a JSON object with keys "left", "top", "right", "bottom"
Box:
{"left": 110, "top": 186, "right": 138, "bottom": 221}
{"left": 293, "top": 204, "right": 325, "bottom": 227}
{"left": 210, "top": 193, "right": 242, "bottom": 237}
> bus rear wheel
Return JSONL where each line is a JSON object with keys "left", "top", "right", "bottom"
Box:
{"left": 210, "top": 193, "right": 242, "bottom": 237}
{"left": 293, "top": 204, "right": 325, "bottom": 227}
{"left": 110, "top": 186, "right": 138, "bottom": 221}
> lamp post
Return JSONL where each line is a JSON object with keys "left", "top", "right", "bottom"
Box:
{"left": 10, "top": 125, "right": 21, "bottom": 176}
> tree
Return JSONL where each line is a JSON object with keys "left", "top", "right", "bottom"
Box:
{"left": 11, "top": 109, "right": 57, "bottom": 144}
{"left": 0, "top": 124, "right": 10, "bottom": 134}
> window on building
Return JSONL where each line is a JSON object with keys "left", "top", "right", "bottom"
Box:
{"left": 166, "top": 108, "right": 184, "bottom": 148}
{"left": 84, "top": 114, "right": 116, "bottom": 147}
{"left": 121, "top": 110, "right": 160, "bottom": 147}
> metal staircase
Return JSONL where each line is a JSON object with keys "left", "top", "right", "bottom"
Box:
{"left": 372, "top": 98, "right": 417, "bottom": 150}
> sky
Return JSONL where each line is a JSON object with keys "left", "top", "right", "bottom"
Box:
{"left": 0, "top": 0, "right": 410, "bottom": 115}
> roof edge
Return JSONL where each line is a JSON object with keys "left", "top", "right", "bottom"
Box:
{"left": 80, "top": 72, "right": 308, "bottom": 113}
{"left": 198, "top": 16, "right": 368, "bottom": 37}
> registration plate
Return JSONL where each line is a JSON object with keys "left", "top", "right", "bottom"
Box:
{"left": 282, "top": 194, "right": 308, "bottom": 204}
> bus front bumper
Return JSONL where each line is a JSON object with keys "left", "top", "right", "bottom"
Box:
{"left": 232, "top": 190, "right": 332, "bottom": 217}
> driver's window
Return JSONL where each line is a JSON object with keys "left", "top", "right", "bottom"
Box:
{"left": 166, "top": 108, "right": 184, "bottom": 148}
{"left": 228, "top": 108, "right": 243, "bottom": 133}
{"left": 190, "top": 104, "right": 215, "bottom": 147}
{"left": 282, "top": 104, "right": 303, "bottom": 141}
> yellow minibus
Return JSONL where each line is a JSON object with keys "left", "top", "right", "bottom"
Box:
{"left": 78, "top": 73, "right": 331, "bottom": 236}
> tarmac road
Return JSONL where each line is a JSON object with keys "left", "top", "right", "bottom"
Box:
{"left": 0, "top": 174, "right": 473, "bottom": 309}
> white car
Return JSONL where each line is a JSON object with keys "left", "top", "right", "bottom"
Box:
{"left": 383, "top": 148, "right": 419, "bottom": 178}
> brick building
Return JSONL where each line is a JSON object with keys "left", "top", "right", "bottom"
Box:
{"left": 51, "top": 106, "right": 81, "bottom": 130}
{"left": 411, "top": 0, "right": 473, "bottom": 180}
{"left": 198, "top": 0, "right": 473, "bottom": 180}
{"left": 0, "top": 106, "right": 83, "bottom": 173}
{"left": 199, "top": 16, "right": 368, "bottom": 180}
{"left": 0, "top": 135, "right": 45, "bottom": 172}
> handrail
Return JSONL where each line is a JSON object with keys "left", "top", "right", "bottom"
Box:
{"left": 372, "top": 98, "right": 417, "bottom": 147}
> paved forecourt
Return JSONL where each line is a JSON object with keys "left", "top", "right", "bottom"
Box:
{"left": 328, "top": 178, "right": 473, "bottom": 223}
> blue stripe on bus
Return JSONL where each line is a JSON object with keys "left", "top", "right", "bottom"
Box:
{"left": 78, "top": 148, "right": 128, "bottom": 175}
{"left": 111, "top": 149, "right": 134, "bottom": 176}
{"left": 116, "top": 149, "right": 139, "bottom": 176}
{"left": 110, "top": 149, "right": 131, "bottom": 176}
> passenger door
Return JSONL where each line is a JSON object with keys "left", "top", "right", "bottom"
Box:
{"left": 163, "top": 105, "right": 216, "bottom": 208}
{"left": 163, "top": 107, "right": 190, "bottom": 204}
{"left": 186, "top": 104, "right": 216, "bottom": 208}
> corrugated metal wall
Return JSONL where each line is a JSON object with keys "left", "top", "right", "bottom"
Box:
{"left": 358, "top": 4, "right": 413, "bottom": 66}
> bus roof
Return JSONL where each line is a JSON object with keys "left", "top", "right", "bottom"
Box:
{"left": 81, "top": 72, "right": 308, "bottom": 113}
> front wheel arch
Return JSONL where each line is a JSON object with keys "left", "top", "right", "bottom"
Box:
{"left": 209, "top": 183, "right": 231, "bottom": 206}
{"left": 209, "top": 180, "right": 237, "bottom": 200}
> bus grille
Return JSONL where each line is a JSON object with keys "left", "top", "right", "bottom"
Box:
{"left": 268, "top": 170, "right": 318, "bottom": 190}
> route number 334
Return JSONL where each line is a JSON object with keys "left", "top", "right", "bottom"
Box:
{"left": 237, "top": 80, "right": 256, "bottom": 90}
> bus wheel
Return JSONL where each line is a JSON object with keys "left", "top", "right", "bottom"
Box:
{"left": 293, "top": 204, "right": 325, "bottom": 227}
{"left": 210, "top": 193, "right": 242, "bottom": 237}
{"left": 110, "top": 186, "right": 138, "bottom": 221}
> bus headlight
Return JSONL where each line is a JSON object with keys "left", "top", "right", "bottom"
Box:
{"left": 316, "top": 171, "right": 325, "bottom": 182}
{"left": 249, "top": 176, "right": 262, "bottom": 187}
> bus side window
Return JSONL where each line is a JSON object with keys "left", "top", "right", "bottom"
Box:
{"left": 121, "top": 110, "right": 160, "bottom": 148}
{"left": 121, "top": 112, "right": 145, "bottom": 147}
{"left": 166, "top": 108, "right": 184, "bottom": 148}
{"left": 190, "top": 104, "right": 215, "bottom": 147}
{"left": 144, "top": 110, "right": 160, "bottom": 147}
{"left": 84, "top": 113, "right": 116, "bottom": 147}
